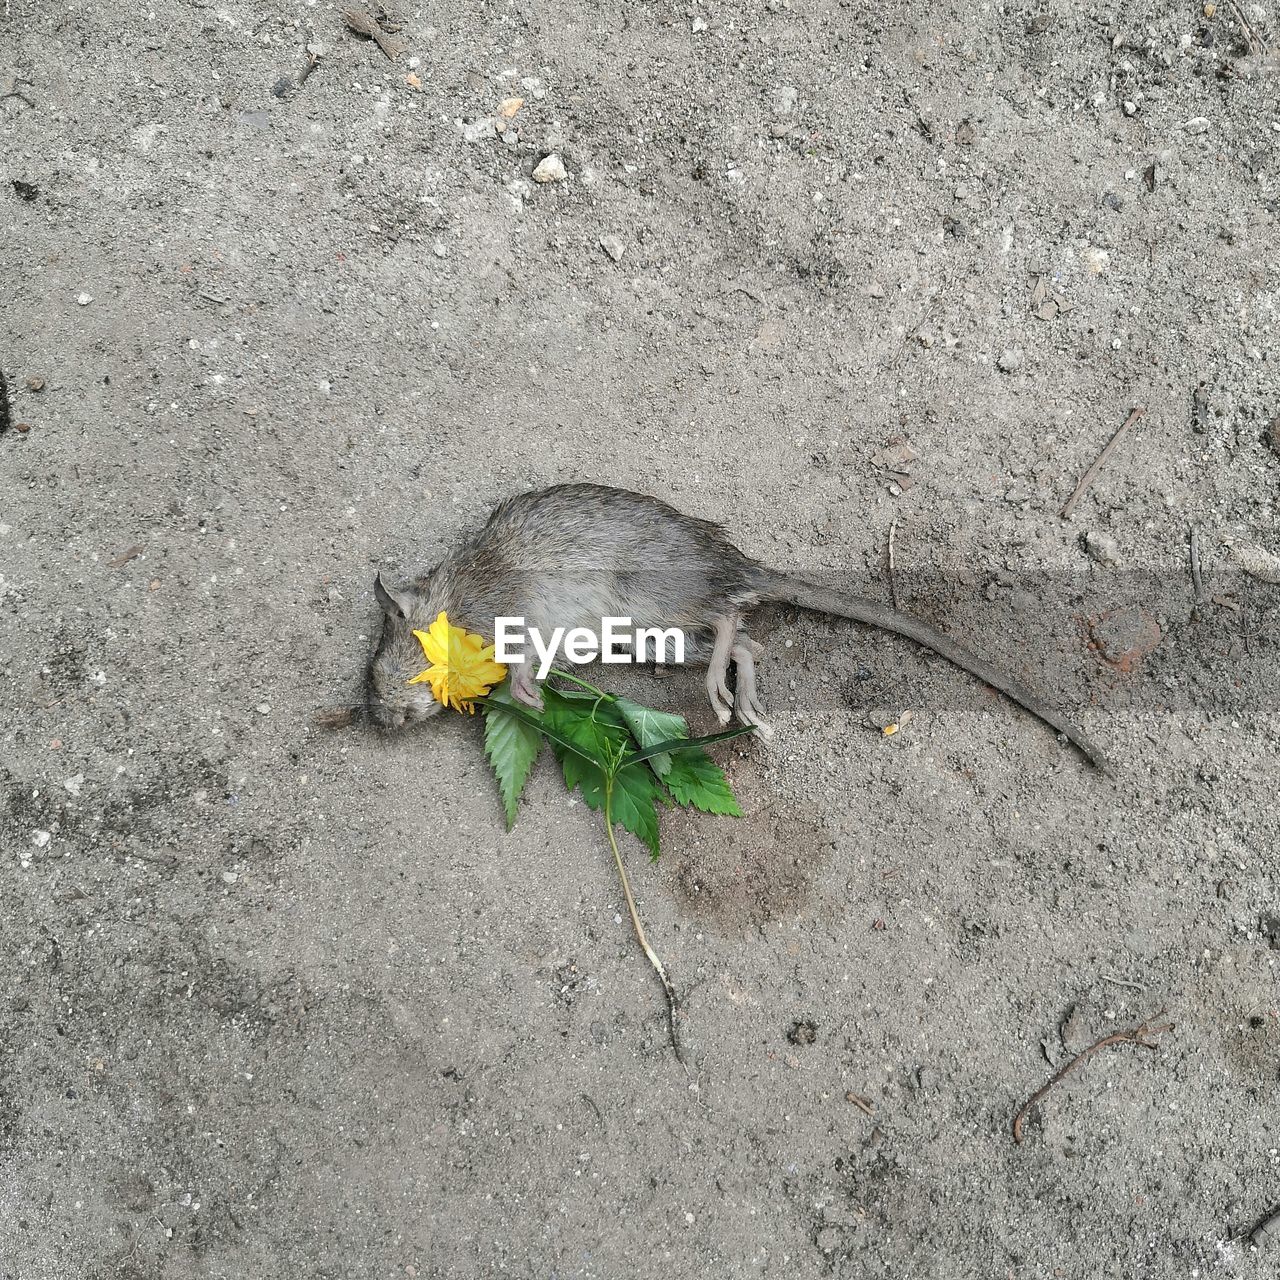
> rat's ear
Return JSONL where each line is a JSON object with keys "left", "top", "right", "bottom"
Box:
{"left": 373, "top": 573, "right": 412, "bottom": 620}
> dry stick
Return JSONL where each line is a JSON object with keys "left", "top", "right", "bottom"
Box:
{"left": 1226, "top": 0, "right": 1267, "bottom": 53}
{"left": 1189, "top": 524, "right": 1209, "bottom": 618}
{"left": 1100, "top": 973, "right": 1146, "bottom": 992}
{"left": 846, "top": 1092, "right": 875, "bottom": 1116}
{"left": 603, "top": 786, "right": 684, "bottom": 1064}
{"left": 886, "top": 517, "right": 901, "bottom": 611}
{"left": 1060, "top": 407, "right": 1146, "bottom": 519}
{"left": 1012, "top": 1008, "right": 1174, "bottom": 1145}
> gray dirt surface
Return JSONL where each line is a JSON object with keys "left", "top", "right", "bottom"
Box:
{"left": 2, "top": 0, "right": 1279, "bottom": 1276}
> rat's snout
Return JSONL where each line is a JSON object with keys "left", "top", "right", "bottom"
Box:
{"left": 373, "top": 705, "right": 407, "bottom": 731}
{"left": 368, "top": 691, "right": 443, "bottom": 732}
{"left": 366, "top": 694, "right": 408, "bottom": 731}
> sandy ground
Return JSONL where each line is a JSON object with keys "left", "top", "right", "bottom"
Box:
{"left": 3, "top": 0, "right": 1280, "bottom": 1275}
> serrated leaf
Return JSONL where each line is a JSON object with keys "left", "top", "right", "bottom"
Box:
{"left": 476, "top": 693, "right": 603, "bottom": 770}
{"left": 543, "top": 689, "right": 628, "bottom": 764}
{"left": 558, "top": 740, "right": 607, "bottom": 810}
{"left": 544, "top": 691, "right": 666, "bottom": 856}
{"left": 608, "top": 766, "right": 662, "bottom": 858}
{"left": 628, "top": 722, "right": 756, "bottom": 766}
{"left": 663, "top": 749, "right": 742, "bottom": 816}
{"left": 543, "top": 689, "right": 628, "bottom": 806}
{"left": 615, "top": 698, "right": 689, "bottom": 777}
{"left": 481, "top": 681, "right": 543, "bottom": 829}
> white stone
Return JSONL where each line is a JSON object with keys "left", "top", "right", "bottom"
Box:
{"left": 532, "top": 153, "right": 567, "bottom": 183}
{"left": 463, "top": 117, "right": 497, "bottom": 142}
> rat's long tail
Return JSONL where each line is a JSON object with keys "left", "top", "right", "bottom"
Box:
{"left": 757, "top": 571, "right": 1107, "bottom": 771}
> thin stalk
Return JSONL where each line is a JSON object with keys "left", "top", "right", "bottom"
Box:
{"left": 603, "top": 775, "right": 683, "bottom": 1063}
{"left": 548, "top": 668, "right": 612, "bottom": 700}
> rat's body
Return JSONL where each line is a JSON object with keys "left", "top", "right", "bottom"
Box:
{"left": 368, "top": 483, "right": 1105, "bottom": 768}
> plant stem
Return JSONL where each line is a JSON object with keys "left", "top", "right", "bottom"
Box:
{"left": 549, "top": 668, "right": 612, "bottom": 700}
{"left": 603, "top": 776, "right": 683, "bottom": 1063}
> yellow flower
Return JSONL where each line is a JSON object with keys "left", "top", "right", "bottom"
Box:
{"left": 408, "top": 611, "right": 507, "bottom": 713}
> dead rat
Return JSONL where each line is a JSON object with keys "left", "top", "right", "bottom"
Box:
{"left": 365, "top": 483, "right": 1105, "bottom": 769}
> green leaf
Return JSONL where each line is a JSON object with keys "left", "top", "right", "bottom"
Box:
{"left": 608, "top": 767, "right": 662, "bottom": 859}
{"left": 544, "top": 691, "right": 665, "bottom": 857}
{"left": 543, "top": 689, "right": 627, "bottom": 803}
{"left": 628, "top": 722, "right": 756, "bottom": 767}
{"left": 615, "top": 698, "right": 689, "bottom": 777}
{"left": 543, "top": 688, "right": 629, "bottom": 765}
{"left": 664, "top": 749, "right": 742, "bottom": 817}
{"left": 474, "top": 694, "right": 604, "bottom": 771}
{"left": 481, "top": 681, "right": 542, "bottom": 829}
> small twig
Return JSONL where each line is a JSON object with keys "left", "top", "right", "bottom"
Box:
{"left": 886, "top": 517, "right": 901, "bottom": 610}
{"left": 297, "top": 53, "right": 320, "bottom": 86}
{"left": 1012, "top": 1008, "right": 1174, "bottom": 1145}
{"left": 1226, "top": 0, "right": 1267, "bottom": 54}
{"left": 1189, "top": 524, "right": 1209, "bottom": 619}
{"left": 579, "top": 1092, "right": 607, "bottom": 1131}
{"left": 603, "top": 779, "right": 683, "bottom": 1063}
{"left": 1060, "top": 407, "right": 1146, "bottom": 519}
{"left": 1100, "top": 973, "right": 1146, "bottom": 992}
{"left": 846, "top": 1092, "right": 875, "bottom": 1116}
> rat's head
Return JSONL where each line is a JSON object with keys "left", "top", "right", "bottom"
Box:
{"left": 366, "top": 574, "right": 445, "bottom": 731}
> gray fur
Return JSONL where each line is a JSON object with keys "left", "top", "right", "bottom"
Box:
{"left": 367, "top": 483, "right": 1105, "bottom": 769}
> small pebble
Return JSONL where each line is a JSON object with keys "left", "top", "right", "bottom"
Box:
{"left": 14, "top": 422, "right": 31, "bottom": 434}
{"left": 63, "top": 774, "right": 85, "bottom": 797}
{"left": 997, "top": 347, "right": 1022, "bottom": 373}
{"left": 463, "top": 117, "right": 497, "bottom": 142}
{"left": 221, "top": 871, "right": 239, "bottom": 884}
{"left": 26, "top": 376, "right": 45, "bottom": 392}
{"left": 532, "top": 153, "right": 567, "bottom": 183}
{"left": 599, "top": 234, "right": 625, "bottom": 262}
{"left": 31, "top": 830, "right": 51, "bottom": 849}
{"left": 1085, "top": 530, "right": 1121, "bottom": 567}
{"left": 77, "top": 292, "right": 93, "bottom": 306}
{"left": 256, "top": 702, "right": 271, "bottom": 715}
{"left": 1182, "top": 116, "right": 1210, "bottom": 134}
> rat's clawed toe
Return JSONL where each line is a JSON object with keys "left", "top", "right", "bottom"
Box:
{"left": 730, "top": 636, "right": 772, "bottom": 738}
{"left": 705, "top": 668, "right": 733, "bottom": 724}
{"left": 510, "top": 666, "right": 545, "bottom": 711}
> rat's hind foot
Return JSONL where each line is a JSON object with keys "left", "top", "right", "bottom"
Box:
{"left": 510, "top": 663, "right": 545, "bottom": 711}
{"left": 705, "top": 613, "right": 738, "bottom": 725}
{"left": 731, "top": 637, "right": 773, "bottom": 740}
